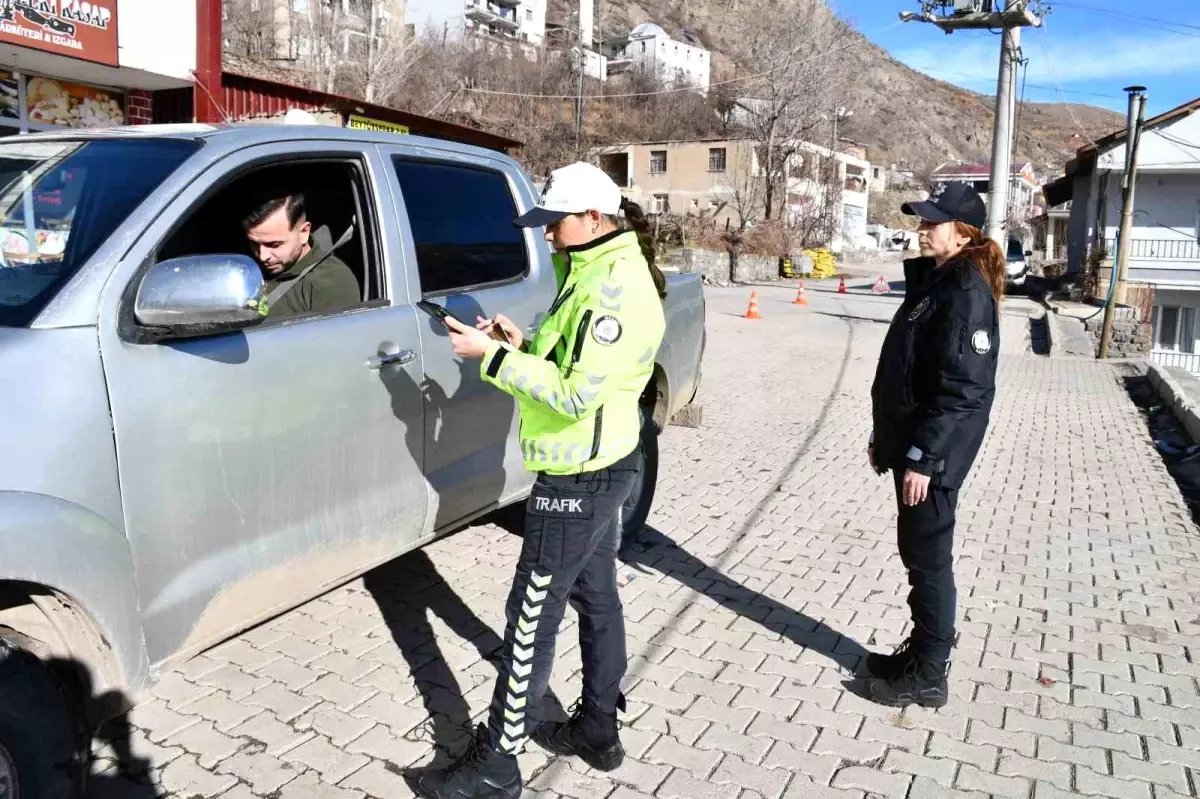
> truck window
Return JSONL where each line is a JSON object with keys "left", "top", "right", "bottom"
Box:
{"left": 156, "top": 159, "right": 383, "bottom": 316}
{"left": 391, "top": 158, "right": 528, "bottom": 295}
{"left": 0, "top": 138, "right": 199, "bottom": 327}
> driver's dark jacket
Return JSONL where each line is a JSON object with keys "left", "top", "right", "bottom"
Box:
{"left": 871, "top": 256, "right": 999, "bottom": 489}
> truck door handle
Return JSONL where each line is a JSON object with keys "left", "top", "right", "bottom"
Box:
{"left": 367, "top": 349, "right": 417, "bottom": 369}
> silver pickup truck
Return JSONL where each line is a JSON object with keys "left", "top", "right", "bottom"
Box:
{"left": 0, "top": 125, "right": 704, "bottom": 797}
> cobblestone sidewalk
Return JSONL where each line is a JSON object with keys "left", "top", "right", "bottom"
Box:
{"left": 89, "top": 285, "right": 1200, "bottom": 799}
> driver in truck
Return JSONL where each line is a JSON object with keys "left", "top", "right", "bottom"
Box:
{"left": 242, "top": 192, "right": 359, "bottom": 319}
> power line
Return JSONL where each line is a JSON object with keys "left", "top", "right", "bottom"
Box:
{"left": 1051, "top": 1, "right": 1200, "bottom": 36}
{"left": 1033, "top": 21, "right": 1098, "bottom": 149}
{"left": 909, "top": 63, "right": 1122, "bottom": 98}
{"left": 459, "top": 19, "right": 903, "bottom": 100}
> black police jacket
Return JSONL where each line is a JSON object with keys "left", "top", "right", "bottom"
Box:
{"left": 870, "top": 256, "right": 999, "bottom": 489}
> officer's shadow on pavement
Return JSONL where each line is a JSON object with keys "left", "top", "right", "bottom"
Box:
{"left": 363, "top": 552, "right": 504, "bottom": 768}
{"left": 620, "top": 527, "right": 870, "bottom": 676}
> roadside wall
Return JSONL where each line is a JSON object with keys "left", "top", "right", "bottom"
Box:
{"left": 677, "top": 248, "right": 779, "bottom": 284}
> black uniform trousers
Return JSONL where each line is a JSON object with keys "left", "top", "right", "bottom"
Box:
{"left": 486, "top": 450, "right": 640, "bottom": 755}
{"left": 892, "top": 471, "right": 959, "bottom": 675}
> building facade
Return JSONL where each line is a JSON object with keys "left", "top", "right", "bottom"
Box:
{"left": 931, "top": 161, "right": 1040, "bottom": 221}
{"left": 0, "top": 0, "right": 200, "bottom": 136}
{"left": 407, "top": 0, "right": 546, "bottom": 47}
{"left": 604, "top": 22, "right": 709, "bottom": 90}
{"left": 1046, "top": 97, "right": 1200, "bottom": 371}
{"left": 592, "top": 136, "right": 871, "bottom": 251}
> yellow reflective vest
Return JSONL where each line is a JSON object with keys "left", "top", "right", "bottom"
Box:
{"left": 481, "top": 230, "right": 666, "bottom": 474}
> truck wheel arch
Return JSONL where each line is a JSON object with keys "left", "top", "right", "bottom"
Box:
{"left": 642, "top": 364, "right": 671, "bottom": 433}
{"left": 0, "top": 493, "right": 150, "bottom": 724}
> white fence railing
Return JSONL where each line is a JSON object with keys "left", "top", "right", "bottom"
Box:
{"left": 1151, "top": 350, "right": 1200, "bottom": 375}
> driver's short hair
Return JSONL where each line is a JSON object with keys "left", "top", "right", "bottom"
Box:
{"left": 242, "top": 193, "right": 307, "bottom": 232}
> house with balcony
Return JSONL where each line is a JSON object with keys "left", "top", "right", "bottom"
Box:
{"left": 931, "top": 161, "right": 1041, "bottom": 222}
{"left": 407, "top": 0, "right": 546, "bottom": 47}
{"left": 602, "top": 23, "right": 710, "bottom": 91}
{"left": 591, "top": 136, "right": 871, "bottom": 250}
{"left": 1044, "top": 95, "right": 1200, "bottom": 371}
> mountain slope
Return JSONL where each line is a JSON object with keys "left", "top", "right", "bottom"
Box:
{"left": 550, "top": 0, "right": 1121, "bottom": 173}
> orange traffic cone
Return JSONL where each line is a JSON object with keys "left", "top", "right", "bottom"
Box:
{"left": 837, "top": 275, "right": 847, "bottom": 294}
{"left": 793, "top": 281, "right": 809, "bottom": 306}
{"left": 744, "top": 290, "right": 762, "bottom": 319}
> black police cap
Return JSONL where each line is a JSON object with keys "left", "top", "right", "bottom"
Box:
{"left": 902, "top": 181, "right": 987, "bottom": 230}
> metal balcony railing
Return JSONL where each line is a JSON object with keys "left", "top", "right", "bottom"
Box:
{"left": 1151, "top": 350, "right": 1200, "bottom": 375}
{"left": 1103, "top": 238, "right": 1200, "bottom": 261}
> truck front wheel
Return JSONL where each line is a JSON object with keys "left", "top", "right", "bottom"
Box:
{"left": 620, "top": 410, "right": 659, "bottom": 550}
{"left": 0, "top": 636, "right": 83, "bottom": 799}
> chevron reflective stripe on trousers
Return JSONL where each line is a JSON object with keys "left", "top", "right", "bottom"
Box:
{"left": 498, "top": 569, "right": 553, "bottom": 754}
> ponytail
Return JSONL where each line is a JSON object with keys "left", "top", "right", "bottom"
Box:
{"left": 618, "top": 197, "right": 667, "bottom": 299}
{"left": 953, "top": 222, "right": 1005, "bottom": 302}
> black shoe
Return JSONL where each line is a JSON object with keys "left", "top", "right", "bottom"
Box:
{"left": 532, "top": 701, "right": 624, "bottom": 772}
{"left": 865, "top": 638, "right": 916, "bottom": 680}
{"left": 867, "top": 662, "right": 949, "bottom": 708}
{"left": 416, "top": 724, "right": 523, "bottom": 799}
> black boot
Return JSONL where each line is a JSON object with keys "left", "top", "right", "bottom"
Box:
{"left": 532, "top": 701, "right": 624, "bottom": 772}
{"left": 416, "top": 724, "right": 523, "bottom": 799}
{"left": 867, "top": 658, "right": 949, "bottom": 709}
{"left": 865, "top": 637, "right": 915, "bottom": 680}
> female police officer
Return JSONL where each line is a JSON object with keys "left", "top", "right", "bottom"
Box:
{"left": 866, "top": 181, "right": 1004, "bottom": 708}
{"left": 418, "top": 162, "right": 666, "bottom": 799}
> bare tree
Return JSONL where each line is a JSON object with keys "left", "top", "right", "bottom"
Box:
{"left": 724, "top": 0, "right": 854, "bottom": 220}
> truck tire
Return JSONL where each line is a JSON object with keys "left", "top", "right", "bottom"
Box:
{"left": 0, "top": 637, "right": 83, "bottom": 799}
{"left": 620, "top": 410, "right": 659, "bottom": 550}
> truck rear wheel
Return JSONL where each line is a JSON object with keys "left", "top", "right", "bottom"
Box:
{"left": 0, "top": 637, "right": 83, "bottom": 799}
{"left": 620, "top": 410, "right": 659, "bottom": 550}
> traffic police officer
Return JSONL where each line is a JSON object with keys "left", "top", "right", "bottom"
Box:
{"left": 420, "top": 162, "right": 667, "bottom": 799}
{"left": 866, "top": 181, "right": 1004, "bottom": 707}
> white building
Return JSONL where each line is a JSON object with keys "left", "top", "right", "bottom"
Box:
{"left": 1047, "top": 95, "right": 1200, "bottom": 370}
{"left": 407, "top": 0, "right": 546, "bottom": 47}
{"left": 782, "top": 141, "right": 872, "bottom": 252}
{"left": 605, "top": 23, "right": 710, "bottom": 91}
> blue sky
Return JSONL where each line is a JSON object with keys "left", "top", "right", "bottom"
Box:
{"left": 835, "top": 0, "right": 1200, "bottom": 119}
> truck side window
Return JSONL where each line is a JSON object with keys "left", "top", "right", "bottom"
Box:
{"left": 157, "top": 160, "right": 383, "bottom": 315}
{"left": 391, "top": 158, "right": 527, "bottom": 295}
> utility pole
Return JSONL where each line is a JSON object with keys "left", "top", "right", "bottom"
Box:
{"left": 1099, "top": 86, "right": 1148, "bottom": 360}
{"left": 900, "top": 1, "right": 1043, "bottom": 247}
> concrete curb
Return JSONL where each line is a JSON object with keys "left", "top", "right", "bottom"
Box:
{"left": 1147, "top": 361, "right": 1200, "bottom": 443}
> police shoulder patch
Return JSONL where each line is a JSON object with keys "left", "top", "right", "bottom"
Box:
{"left": 592, "top": 315, "right": 622, "bottom": 345}
{"left": 971, "top": 329, "right": 992, "bottom": 354}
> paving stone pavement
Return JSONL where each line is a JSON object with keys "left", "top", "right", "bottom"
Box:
{"left": 89, "top": 282, "right": 1200, "bottom": 799}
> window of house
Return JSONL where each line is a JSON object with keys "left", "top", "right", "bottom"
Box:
{"left": 708, "top": 147, "right": 727, "bottom": 172}
{"left": 391, "top": 159, "right": 528, "bottom": 294}
{"left": 153, "top": 158, "right": 383, "bottom": 325}
{"left": 526, "top": 8, "right": 533, "bottom": 20}
{"left": 690, "top": 199, "right": 699, "bottom": 210}
{"left": 709, "top": 200, "right": 719, "bottom": 211}
{"left": 292, "top": 0, "right": 308, "bottom": 11}
{"left": 1155, "top": 305, "right": 1196, "bottom": 353}
{"left": 652, "top": 194, "right": 669, "bottom": 214}
{"left": 649, "top": 150, "right": 667, "bottom": 174}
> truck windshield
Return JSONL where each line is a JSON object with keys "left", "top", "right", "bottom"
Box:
{"left": 0, "top": 137, "right": 199, "bottom": 327}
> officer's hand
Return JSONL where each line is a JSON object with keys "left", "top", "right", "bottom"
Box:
{"left": 476, "top": 313, "right": 524, "bottom": 350}
{"left": 902, "top": 469, "right": 931, "bottom": 506}
{"left": 444, "top": 315, "right": 492, "bottom": 360}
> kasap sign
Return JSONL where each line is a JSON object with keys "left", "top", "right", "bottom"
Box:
{"left": 0, "top": 1, "right": 119, "bottom": 67}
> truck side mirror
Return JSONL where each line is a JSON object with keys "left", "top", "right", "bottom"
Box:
{"left": 135, "top": 254, "right": 267, "bottom": 340}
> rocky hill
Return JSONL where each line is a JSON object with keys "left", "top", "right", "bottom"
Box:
{"left": 549, "top": 0, "right": 1122, "bottom": 175}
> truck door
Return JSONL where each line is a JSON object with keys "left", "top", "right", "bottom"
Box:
{"left": 377, "top": 145, "right": 556, "bottom": 531}
{"left": 96, "top": 142, "right": 429, "bottom": 665}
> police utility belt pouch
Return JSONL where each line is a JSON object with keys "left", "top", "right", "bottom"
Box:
{"left": 265, "top": 225, "right": 355, "bottom": 307}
